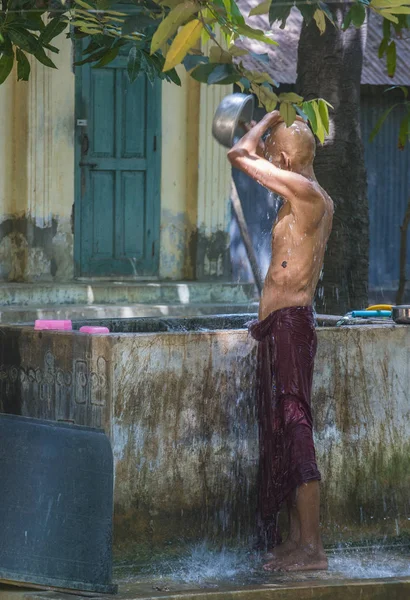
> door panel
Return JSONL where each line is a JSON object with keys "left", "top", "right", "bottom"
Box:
{"left": 74, "top": 44, "right": 161, "bottom": 277}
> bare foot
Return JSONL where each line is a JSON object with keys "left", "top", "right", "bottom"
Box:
{"left": 263, "top": 539, "right": 298, "bottom": 561}
{"left": 263, "top": 547, "right": 328, "bottom": 572}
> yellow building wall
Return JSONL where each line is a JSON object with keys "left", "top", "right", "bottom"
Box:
{"left": 0, "top": 39, "right": 232, "bottom": 283}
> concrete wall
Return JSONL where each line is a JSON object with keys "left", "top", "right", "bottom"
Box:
{"left": 0, "top": 322, "right": 409, "bottom": 559}
{"left": 0, "top": 41, "right": 232, "bottom": 282}
{"left": 0, "top": 39, "right": 75, "bottom": 282}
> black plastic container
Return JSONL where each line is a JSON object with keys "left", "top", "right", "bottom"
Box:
{"left": 0, "top": 414, "right": 117, "bottom": 594}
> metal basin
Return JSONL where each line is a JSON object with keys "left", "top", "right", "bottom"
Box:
{"left": 392, "top": 305, "right": 410, "bottom": 324}
{"left": 212, "top": 93, "right": 254, "bottom": 148}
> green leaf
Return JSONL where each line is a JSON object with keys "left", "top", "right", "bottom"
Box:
{"left": 0, "top": 51, "right": 14, "bottom": 84}
{"left": 385, "top": 5, "right": 410, "bottom": 12}
{"left": 302, "top": 101, "right": 317, "bottom": 134}
{"left": 16, "top": 47, "right": 30, "bottom": 80}
{"left": 222, "top": 0, "right": 232, "bottom": 18}
{"left": 318, "top": 2, "right": 334, "bottom": 24}
{"left": 383, "top": 16, "right": 391, "bottom": 39}
{"left": 386, "top": 39, "right": 396, "bottom": 76}
{"left": 127, "top": 46, "right": 141, "bottom": 82}
{"left": 209, "top": 46, "right": 232, "bottom": 63}
{"left": 342, "top": 9, "right": 352, "bottom": 30}
{"left": 150, "top": 1, "right": 199, "bottom": 54}
{"left": 313, "top": 9, "right": 326, "bottom": 33}
{"left": 230, "top": 0, "right": 246, "bottom": 26}
{"left": 165, "top": 66, "right": 182, "bottom": 85}
{"left": 93, "top": 45, "right": 120, "bottom": 67}
{"left": 280, "top": 102, "right": 297, "bottom": 127}
{"left": 22, "top": 14, "right": 46, "bottom": 32}
{"left": 378, "top": 36, "right": 388, "bottom": 57}
{"left": 190, "top": 61, "right": 241, "bottom": 84}
{"left": 295, "top": 105, "right": 308, "bottom": 121}
{"left": 235, "top": 23, "right": 278, "bottom": 45}
{"left": 122, "top": 13, "right": 159, "bottom": 35}
{"left": 312, "top": 101, "right": 325, "bottom": 143}
{"left": 228, "top": 45, "right": 248, "bottom": 57}
{"left": 34, "top": 45, "right": 57, "bottom": 68}
{"left": 40, "top": 18, "right": 67, "bottom": 44}
{"left": 369, "top": 104, "right": 397, "bottom": 141}
{"left": 255, "top": 84, "right": 278, "bottom": 111}
{"left": 237, "top": 77, "right": 250, "bottom": 92}
{"left": 350, "top": 3, "right": 366, "bottom": 27}
{"left": 8, "top": 27, "right": 39, "bottom": 53}
{"left": 73, "top": 0, "right": 95, "bottom": 9}
{"left": 244, "top": 69, "right": 276, "bottom": 85}
{"left": 380, "top": 10, "right": 399, "bottom": 23}
{"left": 279, "top": 92, "right": 303, "bottom": 104}
{"left": 318, "top": 98, "right": 330, "bottom": 133}
{"left": 269, "top": 1, "right": 291, "bottom": 27}
{"left": 182, "top": 53, "right": 208, "bottom": 70}
{"left": 140, "top": 51, "right": 157, "bottom": 84}
{"left": 249, "top": 50, "right": 269, "bottom": 63}
{"left": 43, "top": 42, "right": 60, "bottom": 54}
{"left": 249, "top": 0, "right": 271, "bottom": 16}
{"left": 207, "top": 63, "right": 236, "bottom": 83}
{"left": 163, "top": 18, "right": 203, "bottom": 71}
{"left": 76, "top": 46, "right": 110, "bottom": 65}
{"left": 297, "top": 2, "right": 316, "bottom": 23}
{"left": 398, "top": 114, "right": 409, "bottom": 149}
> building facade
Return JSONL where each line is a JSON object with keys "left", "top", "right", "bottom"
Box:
{"left": 0, "top": 36, "right": 233, "bottom": 285}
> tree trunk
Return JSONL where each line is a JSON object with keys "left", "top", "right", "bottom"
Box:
{"left": 296, "top": 6, "right": 369, "bottom": 315}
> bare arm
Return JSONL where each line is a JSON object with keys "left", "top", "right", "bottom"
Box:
{"left": 227, "top": 111, "right": 316, "bottom": 201}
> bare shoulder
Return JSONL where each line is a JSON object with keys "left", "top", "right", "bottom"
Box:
{"left": 283, "top": 175, "right": 325, "bottom": 206}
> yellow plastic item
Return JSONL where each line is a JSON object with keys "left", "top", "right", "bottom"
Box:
{"left": 366, "top": 304, "right": 392, "bottom": 311}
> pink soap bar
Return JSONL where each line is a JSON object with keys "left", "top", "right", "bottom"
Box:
{"left": 79, "top": 326, "right": 110, "bottom": 334}
{"left": 35, "top": 320, "right": 72, "bottom": 331}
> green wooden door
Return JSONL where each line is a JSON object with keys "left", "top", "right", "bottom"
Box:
{"left": 74, "top": 46, "right": 161, "bottom": 277}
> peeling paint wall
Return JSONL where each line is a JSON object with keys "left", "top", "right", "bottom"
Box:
{"left": 1, "top": 45, "right": 232, "bottom": 282}
{"left": 1, "top": 322, "right": 409, "bottom": 558}
{"left": 0, "top": 36, "right": 75, "bottom": 282}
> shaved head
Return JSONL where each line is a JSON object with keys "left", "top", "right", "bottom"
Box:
{"left": 264, "top": 120, "right": 316, "bottom": 172}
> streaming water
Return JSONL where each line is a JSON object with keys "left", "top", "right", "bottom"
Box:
{"left": 115, "top": 542, "right": 410, "bottom": 589}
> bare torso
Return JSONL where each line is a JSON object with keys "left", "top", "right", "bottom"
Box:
{"left": 259, "top": 184, "right": 334, "bottom": 320}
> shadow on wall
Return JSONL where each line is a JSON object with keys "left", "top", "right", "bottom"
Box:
{"left": 230, "top": 168, "right": 281, "bottom": 283}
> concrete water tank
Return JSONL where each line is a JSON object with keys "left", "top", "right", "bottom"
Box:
{"left": 0, "top": 414, "right": 116, "bottom": 593}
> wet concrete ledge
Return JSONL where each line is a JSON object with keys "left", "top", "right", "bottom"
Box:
{"left": 0, "top": 319, "right": 409, "bottom": 553}
{"left": 1, "top": 578, "right": 410, "bottom": 600}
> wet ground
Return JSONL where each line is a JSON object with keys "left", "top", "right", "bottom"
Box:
{"left": 114, "top": 543, "right": 410, "bottom": 595}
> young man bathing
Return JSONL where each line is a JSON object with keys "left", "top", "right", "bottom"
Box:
{"left": 228, "top": 110, "right": 333, "bottom": 572}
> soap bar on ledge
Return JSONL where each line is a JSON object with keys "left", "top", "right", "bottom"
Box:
{"left": 34, "top": 320, "right": 72, "bottom": 331}
{"left": 79, "top": 326, "right": 110, "bottom": 334}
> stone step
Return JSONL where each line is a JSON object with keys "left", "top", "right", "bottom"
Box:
{"left": 0, "top": 302, "right": 259, "bottom": 324}
{"left": 0, "top": 282, "right": 256, "bottom": 307}
{"left": 0, "top": 577, "right": 409, "bottom": 600}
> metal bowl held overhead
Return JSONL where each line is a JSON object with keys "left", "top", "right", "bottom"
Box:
{"left": 392, "top": 305, "right": 410, "bottom": 324}
{"left": 212, "top": 93, "right": 255, "bottom": 148}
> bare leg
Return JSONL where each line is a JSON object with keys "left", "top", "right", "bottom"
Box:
{"left": 263, "top": 481, "right": 327, "bottom": 572}
{"left": 264, "top": 495, "right": 300, "bottom": 560}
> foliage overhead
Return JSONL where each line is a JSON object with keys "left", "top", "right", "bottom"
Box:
{"left": 0, "top": 0, "right": 409, "bottom": 143}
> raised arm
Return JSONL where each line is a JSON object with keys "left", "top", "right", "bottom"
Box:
{"left": 227, "top": 111, "right": 316, "bottom": 202}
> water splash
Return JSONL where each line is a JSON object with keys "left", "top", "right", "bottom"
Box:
{"left": 116, "top": 543, "right": 410, "bottom": 587}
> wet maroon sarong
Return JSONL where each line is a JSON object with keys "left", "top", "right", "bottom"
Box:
{"left": 248, "top": 306, "right": 321, "bottom": 550}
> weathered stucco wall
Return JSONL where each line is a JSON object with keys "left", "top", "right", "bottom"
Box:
{"left": 0, "top": 38, "right": 75, "bottom": 282}
{"left": 1, "top": 323, "right": 409, "bottom": 558}
{"left": 0, "top": 46, "right": 232, "bottom": 282}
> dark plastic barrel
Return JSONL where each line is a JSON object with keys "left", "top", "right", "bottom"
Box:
{"left": 0, "top": 414, "right": 117, "bottom": 594}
